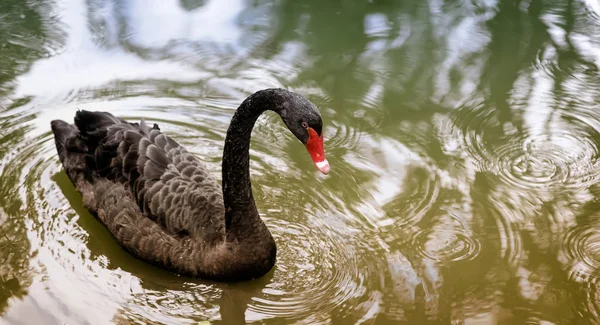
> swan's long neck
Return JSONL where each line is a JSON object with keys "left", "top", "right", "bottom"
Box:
{"left": 222, "top": 90, "right": 280, "bottom": 236}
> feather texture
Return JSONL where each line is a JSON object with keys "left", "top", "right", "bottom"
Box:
{"left": 52, "top": 111, "right": 235, "bottom": 278}
{"left": 78, "top": 111, "right": 227, "bottom": 240}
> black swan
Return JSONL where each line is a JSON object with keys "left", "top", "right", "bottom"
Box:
{"left": 50, "top": 88, "right": 329, "bottom": 281}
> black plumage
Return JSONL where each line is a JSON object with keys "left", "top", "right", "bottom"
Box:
{"left": 50, "top": 88, "right": 326, "bottom": 281}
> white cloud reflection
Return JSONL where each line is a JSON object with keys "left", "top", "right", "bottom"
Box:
{"left": 14, "top": 0, "right": 256, "bottom": 98}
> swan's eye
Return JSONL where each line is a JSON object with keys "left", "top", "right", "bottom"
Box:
{"left": 301, "top": 122, "right": 308, "bottom": 129}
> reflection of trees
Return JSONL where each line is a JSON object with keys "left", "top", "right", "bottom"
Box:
{"left": 0, "top": 115, "right": 34, "bottom": 314}
{"left": 480, "top": 0, "right": 549, "bottom": 134}
{"left": 264, "top": 0, "right": 600, "bottom": 322}
{"left": 264, "top": 0, "right": 371, "bottom": 103}
{"left": 0, "top": 1, "right": 51, "bottom": 98}
{"left": 0, "top": 207, "right": 29, "bottom": 315}
{"left": 264, "top": 0, "right": 413, "bottom": 117}
{"left": 0, "top": 0, "right": 56, "bottom": 313}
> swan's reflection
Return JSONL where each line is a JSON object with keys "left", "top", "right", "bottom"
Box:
{"left": 48, "top": 170, "right": 273, "bottom": 324}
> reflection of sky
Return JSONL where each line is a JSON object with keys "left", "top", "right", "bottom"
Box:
{"left": 123, "top": 0, "right": 245, "bottom": 49}
{"left": 346, "top": 135, "right": 414, "bottom": 226}
{"left": 14, "top": 0, "right": 257, "bottom": 98}
{"left": 582, "top": 0, "right": 600, "bottom": 21}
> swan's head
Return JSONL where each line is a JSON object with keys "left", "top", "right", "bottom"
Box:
{"left": 277, "top": 91, "right": 330, "bottom": 175}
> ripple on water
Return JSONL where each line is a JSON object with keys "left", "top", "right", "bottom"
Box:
{"left": 554, "top": 216, "right": 600, "bottom": 321}
{"left": 584, "top": 281, "right": 600, "bottom": 321}
{"left": 376, "top": 164, "right": 442, "bottom": 249}
{"left": 413, "top": 229, "right": 480, "bottom": 263}
{"left": 395, "top": 166, "right": 441, "bottom": 226}
{"left": 561, "top": 224, "right": 600, "bottom": 282}
{"left": 342, "top": 130, "right": 443, "bottom": 233}
{"left": 567, "top": 276, "right": 600, "bottom": 325}
{"left": 455, "top": 102, "right": 600, "bottom": 192}
{"left": 523, "top": 315, "right": 558, "bottom": 324}
{"left": 327, "top": 121, "right": 363, "bottom": 151}
{"left": 248, "top": 217, "right": 368, "bottom": 321}
{"left": 410, "top": 212, "right": 481, "bottom": 263}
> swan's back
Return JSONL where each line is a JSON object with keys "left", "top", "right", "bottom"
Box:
{"left": 51, "top": 111, "right": 227, "bottom": 275}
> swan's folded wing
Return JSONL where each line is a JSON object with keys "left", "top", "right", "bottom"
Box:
{"left": 93, "top": 179, "right": 200, "bottom": 275}
{"left": 96, "top": 123, "right": 226, "bottom": 242}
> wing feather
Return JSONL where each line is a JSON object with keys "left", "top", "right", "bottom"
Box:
{"left": 81, "top": 115, "right": 226, "bottom": 242}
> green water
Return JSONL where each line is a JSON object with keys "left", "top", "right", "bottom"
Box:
{"left": 1, "top": 0, "right": 600, "bottom": 323}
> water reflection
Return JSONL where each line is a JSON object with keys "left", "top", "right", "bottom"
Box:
{"left": 0, "top": 107, "right": 36, "bottom": 316}
{"left": 1, "top": 0, "right": 600, "bottom": 323}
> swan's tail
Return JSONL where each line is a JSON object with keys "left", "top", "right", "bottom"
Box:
{"left": 51, "top": 118, "right": 98, "bottom": 209}
{"left": 50, "top": 119, "right": 80, "bottom": 165}
{"left": 51, "top": 111, "right": 121, "bottom": 179}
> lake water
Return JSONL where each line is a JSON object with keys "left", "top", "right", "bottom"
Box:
{"left": 1, "top": 0, "right": 600, "bottom": 324}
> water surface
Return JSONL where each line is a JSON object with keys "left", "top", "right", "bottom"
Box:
{"left": 1, "top": 0, "right": 600, "bottom": 324}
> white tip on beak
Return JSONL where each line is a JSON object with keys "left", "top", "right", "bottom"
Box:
{"left": 315, "top": 159, "right": 330, "bottom": 174}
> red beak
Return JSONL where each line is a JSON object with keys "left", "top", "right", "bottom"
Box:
{"left": 305, "top": 127, "right": 330, "bottom": 174}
